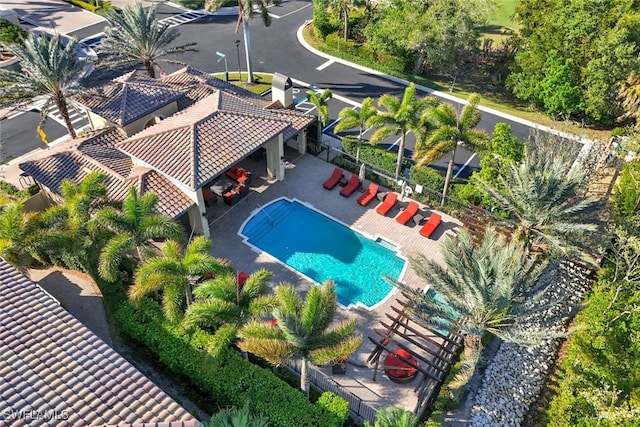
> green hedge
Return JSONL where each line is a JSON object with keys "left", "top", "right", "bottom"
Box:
{"left": 316, "top": 392, "right": 350, "bottom": 425}
{"left": 64, "top": 0, "right": 100, "bottom": 12}
{"left": 614, "top": 159, "right": 640, "bottom": 217}
{"left": 342, "top": 138, "right": 410, "bottom": 176}
{"left": 116, "top": 298, "right": 342, "bottom": 427}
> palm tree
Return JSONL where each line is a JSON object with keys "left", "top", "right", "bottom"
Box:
{"left": 392, "top": 227, "right": 573, "bottom": 392}
{"left": 129, "top": 236, "right": 231, "bottom": 322}
{"left": 99, "top": 3, "right": 197, "bottom": 78}
{"left": 476, "top": 149, "right": 600, "bottom": 259}
{"left": 237, "top": 281, "right": 363, "bottom": 397}
{"left": 0, "top": 33, "right": 91, "bottom": 138}
{"left": 334, "top": 97, "right": 378, "bottom": 163}
{"left": 306, "top": 89, "right": 333, "bottom": 128}
{"left": 183, "top": 269, "right": 277, "bottom": 354}
{"left": 368, "top": 83, "right": 438, "bottom": 179}
{"left": 208, "top": 403, "right": 269, "bottom": 427}
{"left": 0, "top": 202, "right": 39, "bottom": 272}
{"left": 414, "top": 93, "right": 489, "bottom": 206}
{"left": 205, "top": 0, "right": 277, "bottom": 83}
{"left": 364, "top": 406, "right": 418, "bottom": 427}
{"left": 329, "top": 0, "right": 360, "bottom": 41}
{"left": 93, "top": 187, "right": 184, "bottom": 282}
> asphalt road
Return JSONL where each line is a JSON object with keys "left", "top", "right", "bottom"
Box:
{"left": 1, "top": 110, "right": 65, "bottom": 162}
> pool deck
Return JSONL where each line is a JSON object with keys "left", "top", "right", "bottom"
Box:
{"left": 206, "top": 152, "right": 461, "bottom": 417}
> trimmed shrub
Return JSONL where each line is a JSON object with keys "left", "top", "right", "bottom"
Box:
{"left": 312, "top": 0, "right": 337, "bottom": 40}
{"left": 409, "top": 165, "right": 445, "bottom": 193}
{"left": 0, "top": 18, "right": 27, "bottom": 45}
{"left": 63, "top": 0, "right": 100, "bottom": 12}
{"left": 342, "top": 138, "right": 410, "bottom": 176}
{"left": 116, "top": 298, "right": 342, "bottom": 427}
{"left": 316, "top": 392, "right": 350, "bottom": 425}
{"left": 614, "top": 159, "right": 640, "bottom": 216}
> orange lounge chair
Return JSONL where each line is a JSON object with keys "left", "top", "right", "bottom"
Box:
{"left": 396, "top": 201, "right": 420, "bottom": 225}
{"left": 323, "top": 167, "right": 344, "bottom": 190}
{"left": 376, "top": 192, "right": 398, "bottom": 216}
{"left": 419, "top": 213, "right": 442, "bottom": 238}
{"left": 357, "top": 183, "right": 379, "bottom": 206}
{"left": 340, "top": 174, "right": 361, "bottom": 197}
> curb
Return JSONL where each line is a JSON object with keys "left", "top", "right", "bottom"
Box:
{"left": 295, "top": 23, "right": 596, "bottom": 159}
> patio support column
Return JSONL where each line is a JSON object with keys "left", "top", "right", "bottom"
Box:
{"left": 187, "top": 191, "right": 211, "bottom": 238}
{"left": 297, "top": 129, "right": 307, "bottom": 154}
{"left": 265, "top": 134, "right": 285, "bottom": 181}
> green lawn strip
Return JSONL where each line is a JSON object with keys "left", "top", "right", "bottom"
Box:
{"left": 302, "top": 26, "right": 609, "bottom": 142}
{"left": 478, "top": 0, "right": 520, "bottom": 42}
{"left": 212, "top": 72, "right": 273, "bottom": 95}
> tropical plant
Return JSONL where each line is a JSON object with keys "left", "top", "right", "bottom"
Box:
{"left": 237, "top": 281, "right": 363, "bottom": 397}
{"left": 329, "top": 0, "right": 361, "bottom": 41}
{"left": 617, "top": 74, "right": 640, "bottom": 127}
{"left": 477, "top": 148, "right": 601, "bottom": 260}
{"left": 392, "top": 227, "right": 574, "bottom": 392}
{"left": 0, "top": 33, "right": 92, "bottom": 138}
{"left": 334, "top": 97, "right": 377, "bottom": 163}
{"left": 364, "top": 406, "right": 418, "bottom": 427}
{"left": 129, "top": 236, "right": 231, "bottom": 322}
{"left": 205, "top": 0, "right": 278, "bottom": 83}
{"left": 99, "top": 3, "right": 197, "bottom": 78}
{"left": 93, "top": 187, "right": 184, "bottom": 282}
{"left": 306, "top": 88, "right": 333, "bottom": 128}
{"left": 183, "top": 269, "right": 277, "bottom": 354}
{"left": 0, "top": 202, "right": 38, "bottom": 271}
{"left": 207, "top": 403, "right": 269, "bottom": 427}
{"left": 368, "top": 83, "right": 438, "bottom": 178}
{"left": 414, "top": 93, "right": 489, "bottom": 205}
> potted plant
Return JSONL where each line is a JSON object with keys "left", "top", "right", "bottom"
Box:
{"left": 332, "top": 356, "right": 347, "bottom": 375}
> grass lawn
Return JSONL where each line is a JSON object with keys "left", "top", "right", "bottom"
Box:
{"left": 479, "top": 0, "right": 520, "bottom": 44}
{"left": 211, "top": 72, "right": 273, "bottom": 95}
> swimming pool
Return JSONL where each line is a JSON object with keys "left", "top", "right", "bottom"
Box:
{"left": 239, "top": 198, "right": 406, "bottom": 309}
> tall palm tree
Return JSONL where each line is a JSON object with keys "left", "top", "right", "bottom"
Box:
{"left": 129, "top": 236, "right": 231, "bottom": 322}
{"left": 414, "top": 93, "right": 489, "bottom": 205}
{"left": 368, "top": 83, "right": 438, "bottom": 179}
{"left": 208, "top": 403, "right": 269, "bottom": 427}
{"left": 237, "top": 281, "right": 363, "bottom": 397}
{"left": 0, "top": 202, "right": 39, "bottom": 272}
{"left": 364, "top": 406, "right": 418, "bottom": 427}
{"left": 334, "top": 97, "right": 378, "bottom": 163}
{"left": 477, "top": 149, "right": 600, "bottom": 259}
{"left": 306, "top": 89, "right": 333, "bottom": 128}
{"left": 392, "top": 227, "right": 573, "bottom": 392}
{"left": 205, "top": 0, "right": 277, "bottom": 83}
{"left": 0, "top": 33, "right": 91, "bottom": 138}
{"left": 99, "top": 3, "right": 197, "bottom": 78}
{"left": 93, "top": 187, "right": 184, "bottom": 282}
{"left": 329, "top": 0, "right": 360, "bottom": 41}
{"left": 183, "top": 269, "right": 277, "bottom": 354}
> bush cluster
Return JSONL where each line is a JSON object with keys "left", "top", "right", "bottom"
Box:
{"left": 116, "top": 297, "right": 343, "bottom": 426}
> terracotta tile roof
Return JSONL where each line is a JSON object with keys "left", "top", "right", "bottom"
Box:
{"left": 117, "top": 93, "right": 291, "bottom": 190}
{"left": 18, "top": 136, "right": 194, "bottom": 219}
{"left": 76, "top": 71, "right": 183, "bottom": 126}
{"left": 0, "top": 260, "right": 201, "bottom": 427}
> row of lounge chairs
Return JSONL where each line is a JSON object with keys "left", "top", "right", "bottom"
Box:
{"left": 322, "top": 167, "right": 442, "bottom": 238}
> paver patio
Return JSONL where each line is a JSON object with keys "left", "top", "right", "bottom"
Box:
{"left": 206, "top": 152, "right": 461, "bottom": 415}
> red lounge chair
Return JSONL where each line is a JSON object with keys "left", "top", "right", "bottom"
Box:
{"left": 376, "top": 192, "right": 398, "bottom": 216}
{"left": 323, "top": 167, "right": 344, "bottom": 190}
{"left": 419, "top": 213, "right": 442, "bottom": 238}
{"left": 357, "top": 183, "right": 379, "bottom": 206}
{"left": 396, "top": 201, "right": 420, "bottom": 225}
{"left": 340, "top": 174, "right": 361, "bottom": 197}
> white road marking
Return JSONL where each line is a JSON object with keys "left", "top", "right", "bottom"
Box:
{"left": 316, "top": 59, "right": 335, "bottom": 71}
{"left": 453, "top": 153, "right": 477, "bottom": 178}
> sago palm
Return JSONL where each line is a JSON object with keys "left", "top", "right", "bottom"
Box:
{"left": 334, "top": 97, "right": 378, "bottom": 163}
{"left": 476, "top": 149, "right": 600, "bottom": 259}
{"left": 306, "top": 89, "right": 333, "bottom": 128}
{"left": 207, "top": 403, "right": 269, "bottom": 427}
{"left": 414, "top": 93, "right": 489, "bottom": 205}
{"left": 183, "top": 269, "right": 277, "bottom": 354}
{"left": 237, "top": 281, "right": 363, "bottom": 397}
{"left": 368, "top": 84, "right": 439, "bottom": 178}
{"left": 205, "top": 0, "right": 278, "bottom": 83}
{"left": 392, "top": 227, "right": 573, "bottom": 392}
{"left": 99, "top": 3, "right": 197, "bottom": 78}
{"left": 0, "top": 202, "right": 39, "bottom": 272}
{"left": 93, "top": 187, "right": 184, "bottom": 282}
{"left": 0, "top": 33, "right": 91, "bottom": 138}
{"left": 129, "top": 236, "right": 231, "bottom": 322}
{"left": 364, "top": 406, "right": 418, "bottom": 427}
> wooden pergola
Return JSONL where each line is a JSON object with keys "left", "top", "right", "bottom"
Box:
{"left": 459, "top": 205, "right": 515, "bottom": 246}
{"left": 367, "top": 295, "right": 464, "bottom": 421}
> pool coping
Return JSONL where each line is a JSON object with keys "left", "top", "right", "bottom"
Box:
{"left": 237, "top": 196, "right": 409, "bottom": 311}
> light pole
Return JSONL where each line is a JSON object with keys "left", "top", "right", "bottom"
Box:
{"left": 234, "top": 39, "right": 242, "bottom": 82}
{"left": 216, "top": 51, "right": 228, "bottom": 81}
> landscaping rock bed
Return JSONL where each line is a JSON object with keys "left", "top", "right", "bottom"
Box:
{"left": 468, "top": 260, "right": 595, "bottom": 426}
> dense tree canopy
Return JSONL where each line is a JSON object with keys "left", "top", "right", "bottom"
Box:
{"left": 508, "top": 0, "right": 640, "bottom": 124}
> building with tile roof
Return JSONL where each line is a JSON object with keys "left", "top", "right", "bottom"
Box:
{"left": 0, "top": 259, "right": 201, "bottom": 426}
{"left": 19, "top": 68, "right": 315, "bottom": 237}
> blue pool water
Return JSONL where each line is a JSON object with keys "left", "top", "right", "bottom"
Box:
{"left": 240, "top": 199, "right": 406, "bottom": 308}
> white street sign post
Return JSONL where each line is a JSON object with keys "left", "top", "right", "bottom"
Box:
{"left": 216, "top": 51, "right": 228, "bottom": 81}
